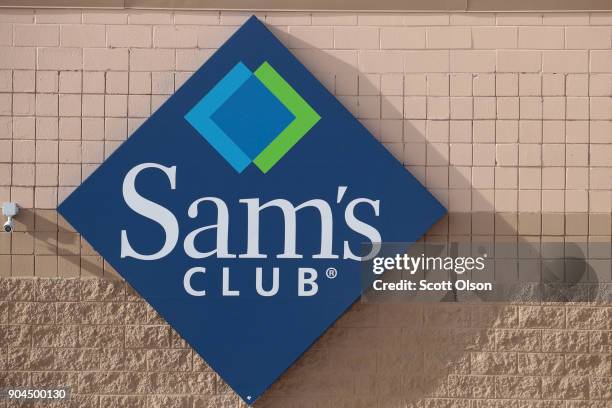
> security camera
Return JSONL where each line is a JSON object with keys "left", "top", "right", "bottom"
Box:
{"left": 2, "top": 202, "right": 18, "bottom": 233}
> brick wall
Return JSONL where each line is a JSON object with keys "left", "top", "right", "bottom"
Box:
{"left": 0, "top": 8, "right": 610, "bottom": 408}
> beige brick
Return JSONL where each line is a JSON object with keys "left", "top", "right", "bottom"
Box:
{"left": 59, "top": 116, "right": 83, "bottom": 140}
{"left": 497, "top": 51, "right": 541, "bottom": 73}
{"left": 542, "top": 97, "right": 565, "bottom": 120}
{"left": 0, "top": 9, "right": 33, "bottom": 24}
{"left": 518, "top": 353, "right": 564, "bottom": 376}
{"left": 35, "top": 140, "right": 58, "bottom": 163}
{"left": 450, "top": 74, "right": 472, "bottom": 96}
{"left": 590, "top": 12, "right": 612, "bottom": 24}
{"left": 128, "top": 11, "right": 173, "bottom": 25}
{"left": 472, "top": 26, "right": 516, "bottom": 50}
{"left": 427, "top": 27, "right": 470, "bottom": 49}
{"left": 128, "top": 72, "right": 151, "bottom": 95}
{"left": 472, "top": 74, "right": 493, "bottom": 96}
{"left": 0, "top": 93, "right": 10, "bottom": 115}
{"left": 14, "top": 24, "right": 59, "bottom": 46}
{"left": 591, "top": 144, "right": 612, "bottom": 166}
{"left": 544, "top": 13, "right": 589, "bottom": 25}
{"left": 59, "top": 163, "right": 81, "bottom": 186}
{"left": 12, "top": 163, "right": 34, "bottom": 186}
{"left": 173, "top": 11, "right": 218, "bottom": 25}
{"left": 400, "top": 13, "right": 447, "bottom": 26}
{"left": 58, "top": 71, "right": 82, "bottom": 94}
{"left": 566, "top": 97, "right": 589, "bottom": 120}
{"left": 61, "top": 25, "right": 106, "bottom": 47}
{"left": 176, "top": 49, "right": 213, "bottom": 71}
{"left": 82, "top": 71, "right": 105, "bottom": 93}
{"left": 451, "top": 51, "right": 495, "bottom": 73}
{"left": 403, "top": 97, "right": 426, "bottom": 119}
{"left": 287, "top": 26, "right": 333, "bottom": 49}
{"left": 265, "top": 11, "right": 309, "bottom": 26}
{"left": 335, "top": 27, "right": 379, "bottom": 50}
{"left": 519, "top": 144, "right": 541, "bottom": 166}
{"left": 518, "top": 74, "right": 541, "bottom": 96}
{"left": 497, "top": 98, "right": 519, "bottom": 119}
{"left": 130, "top": 49, "right": 175, "bottom": 72}
{"left": 404, "top": 50, "right": 449, "bottom": 74}
{"left": 496, "top": 144, "right": 518, "bottom": 167}
{"left": 496, "top": 74, "right": 518, "bottom": 97}
{"left": 12, "top": 254, "right": 34, "bottom": 275}
{"left": 104, "top": 71, "right": 127, "bottom": 94}
{"left": 566, "top": 354, "right": 611, "bottom": 376}
{"left": 12, "top": 139, "right": 34, "bottom": 163}
{"left": 106, "top": 25, "right": 151, "bottom": 48}
{"left": 37, "top": 48, "right": 82, "bottom": 71}
{"left": 84, "top": 49, "right": 128, "bottom": 71}
{"left": 565, "top": 120, "right": 588, "bottom": 143}
{"left": 520, "top": 97, "right": 543, "bottom": 120}
{"left": 565, "top": 189, "right": 589, "bottom": 212}
{"left": 105, "top": 95, "right": 127, "bottom": 117}
{"left": 542, "top": 73, "right": 564, "bottom": 95}
{"left": 34, "top": 187, "right": 56, "bottom": 208}
{"left": 197, "top": 26, "right": 236, "bottom": 48}
{"left": 0, "top": 23, "right": 11, "bottom": 46}
{"left": 590, "top": 97, "right": 612, "bottom": 120}
{"left": 59, "top": 141, "right": 81, "bottom": 164}
{"left": 0, "top": 47, "right": 36, "bottom": 69}
{"left": 590, "top": 121, "right": 612, "bottom": 143}
{"left": 35, "top": 163, "right": 58, "bottom": 187}
{"left": 450, "top": 97, "right": 472, "bottom": 119}
{"left": 359, "top": 51, "right": 403, "bottom": 73}
{"left": 543, "top": 144, "right": 565, "bottom": 166}
{"left": 59, "top": 94, "right": 81, "bottom": 117}
{"left": 105, "top": 118, "right": 127, "bottom": 140}
{"left": 426, "top": 74, "right": 448, "bottom": 96}
{"left": 82, "top": 94, "right": 104, "bottom": 117}
{"left": 497, "top": 13, "right": 542, "bottom": 26}
{"left": 474, "top": 97, "right": 496, "bottom": 119}
{"left": 565, "top": 73, "right": 587, "bottom": 96}
{"left": 310, "top": 12, "right": 354, "bottom": 26}
{"left": 82, "top": 141, "right": 104, "bottom": 163}
{"left": 83, "top": 10, "right": 127, "bottom": 24}
{"left": 543, "top": 376, "right": 588, "bottom": 399}
{"left": 152, "top": 72, "right": 174, "bottom": 94}
{"left": 519, "top": 27, "right": 564, "bottom": 50}
{"left": 380, "top": 27, "right": 425, "bottom": 50}
{"left": 12, "top": 70, "right": 33, "bottom": 92}
{"left": 590, "top": 50, "right": 612, "bottom": 73}
{"left": 473, "top": 120, "right": 495, "bottom": 142}
{"left": 590, "top": 74, "right": 612, "bottom": 96}
{"left": 566, "top": 26, "right": 611, "bottom": 49}
{"left": 36, "top": 9, "right": 81, "bottom": 24}
{"left": 35, "top": 72, "right": 58, "bottom": 96}
{"left": 154, "top": 25, "right": 198, "bottom": 48}
{"left": 0, "top": 70, "right": 14, "bottom": 92}
{"left": 543, "top": 50, "right": 588, "bottom": 73}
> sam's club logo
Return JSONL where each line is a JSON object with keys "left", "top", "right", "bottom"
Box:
{"left": 185, "top": 61, "right": 320, "bottom": 173}
{"left": 59, "top": 16, "right": 445, "bottom": 404}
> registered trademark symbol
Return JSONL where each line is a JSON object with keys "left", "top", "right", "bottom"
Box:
{"left": 325, "top": 268, "right": 337, "bottom": 279}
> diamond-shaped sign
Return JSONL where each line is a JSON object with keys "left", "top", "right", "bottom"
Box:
{"left": 58, "top": 16, "right": 445, "bottom": 404}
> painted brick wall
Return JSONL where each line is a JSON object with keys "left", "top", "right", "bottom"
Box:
{"left": 0, "top": 8, "right": 610, "bottom": 408}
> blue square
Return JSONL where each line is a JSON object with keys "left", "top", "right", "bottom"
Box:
{"left": 57, "top": 16, "right": 446, "bottom": 405}
{"left": 211, "top": 75, "right": 295, "bottom": 160}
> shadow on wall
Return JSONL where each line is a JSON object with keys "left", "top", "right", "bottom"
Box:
{"left": 251, "top": 26, "right": 604, "bottom": 407}
{"left": 18, "top": 207, "right": 107, "bottom": 278}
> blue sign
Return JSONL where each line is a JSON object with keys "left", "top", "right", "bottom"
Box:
{"left": 58, "top": 16, "right": 445, "bottom": 404}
